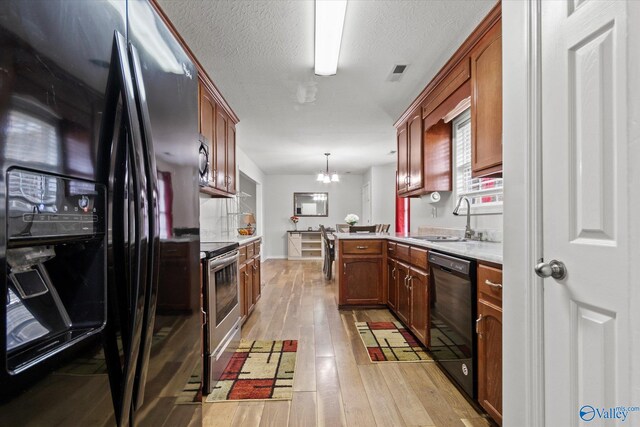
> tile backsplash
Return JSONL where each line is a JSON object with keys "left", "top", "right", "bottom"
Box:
{"left": 200, "top": 195, "right": 239, "bottom": 241}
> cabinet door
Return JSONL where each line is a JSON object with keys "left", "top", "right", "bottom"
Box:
{"left": 199, "top": 83, "right": 215, "bottom": 186}
{"left": 471, "top": 20, "right": 502, "bottom": 177}
{"left": 239, "top": 263, "right": 247, "bottom": 318}
{"left": 424, "top": 119, "right": 452, "bottom": 192}
{"left": 396, "top": 124, "right": 408, "bottom": 194}
{"left": 409, "top": 268, "right": 429, "bottom": 346}
{"left": 477, "top": 299, "right": 502, "bottom": 425}
{"left": 214, "top": 105, "right": 229, "bottom": 191}
{"left": 386, "top": 258, "right": 397, "bottom": 311}
{"left": 407, "top": 108, "right": 423, "bottom": 191}
{"left": 396, "top": 262, "right": 411, "bottom": 324}
{"left": 252, "top": 257, "right": 261, "bottom": 304}
{"left": 342, "top": 258, "right": 383, "bottom": 305}
{"left": 288, "top": 233, "right": 302, "bottom": 259}
{"left": 226, "top": 121, "right": 236, "bottom": 194}
{"left": 246, "top": 263, "right": 254, "bottom": 315}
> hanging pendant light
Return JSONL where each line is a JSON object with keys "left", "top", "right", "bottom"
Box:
{"left": 316, "top": 153, "right": 339, "bottom": 183}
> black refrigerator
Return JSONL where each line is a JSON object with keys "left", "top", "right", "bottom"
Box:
{"left": 0, "top": 1, "right": 201, "bottom": 425}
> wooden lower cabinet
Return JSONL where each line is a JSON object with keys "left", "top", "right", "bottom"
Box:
{"left": 338, "top": 239, "right": 384, "bottom": 306}
{"left": 341, "top": 258, "right": 383, "bottom": 305}
{"left": 239, "top": 239, "right": 262, "bottom": 323}
{"left": 239, "top": 262, "right": 248, "bottom": 319}
{"left": 386, "top": 258, "right": 397, "bottom": 311}
{"left": 251, "top": 256, "right": 261, "bottom": 304}
{"left": 395, "top": 262, "right": 411, "bottom": 324}
{"left": 389, "top": 257, "right": 429, "bottom": 347}
{"left": 408, "top": 267, "right": 429, "bottom": 345}
{"left": 477, "top": 263, "right": 503, "bottom": 425}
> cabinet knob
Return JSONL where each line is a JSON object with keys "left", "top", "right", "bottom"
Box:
{"left": 356, "top": 246, "right": 368, "bottom": 249}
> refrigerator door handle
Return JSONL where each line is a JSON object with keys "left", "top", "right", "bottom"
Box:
{"left": 128, "top": 41, "right": 161, "bottom": 410}
{"left": 98, "top": 30, "right": 150, "bottom": 427}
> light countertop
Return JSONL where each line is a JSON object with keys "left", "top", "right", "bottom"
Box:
{"left": 334, "top": 232, "right": 502, "bottom": 264}
{"left": 201, "top": 234, "right": 262, "bottom": 245}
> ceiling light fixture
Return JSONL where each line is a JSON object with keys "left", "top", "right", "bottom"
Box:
{"left": 316, "top": 153, "right": 339, "bottom": 183}
{"left": 314, "top": 0, "right": 347, "bottom": 76}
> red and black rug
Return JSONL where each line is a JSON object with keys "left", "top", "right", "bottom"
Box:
{"left": 206, "top": 340, "right": 298, "bottom": 402}
{"left": 356, "top": 321, "right": 433, "bottom": 362}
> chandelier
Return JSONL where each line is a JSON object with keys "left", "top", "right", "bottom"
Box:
{"left": 316, "top": 153, "right": 339, "bottom": 183}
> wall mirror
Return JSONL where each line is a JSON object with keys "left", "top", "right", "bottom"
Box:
{"left": 293, "top": 192, "right": 328, "bottom": 217}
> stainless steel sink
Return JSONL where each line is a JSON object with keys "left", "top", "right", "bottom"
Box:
{"left": 410, "top": 235, "right": 466, "bottom": 242}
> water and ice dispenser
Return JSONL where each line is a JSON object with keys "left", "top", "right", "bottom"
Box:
{"left": 3, "top": 169, "right": 106, "bottom": 375}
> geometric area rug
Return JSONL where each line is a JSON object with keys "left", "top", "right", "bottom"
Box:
{"left": 356, "top": 321, "right": 433, "bottom": 363}
{"left": 205, "top": 340, "right": 298, "bottom": 402}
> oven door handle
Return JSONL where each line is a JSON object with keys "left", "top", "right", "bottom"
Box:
{"left": 208, "top": 251, "right": 239, "bottom": 271}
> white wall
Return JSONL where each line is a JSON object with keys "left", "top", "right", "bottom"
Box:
{"left": 264, "top": 174, "right": 363, "bottom": 259}
{"left": 369, "top": 163, "right": 396, "bottom": 226}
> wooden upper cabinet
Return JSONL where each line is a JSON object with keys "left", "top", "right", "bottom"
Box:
{"left": 198, "top": 78, "right": 238, "bottom": 197}
{"left": 396, "top": 124, "right": 408, "bottom": 194}
{"left": 471, "top": 19, "right": 502, "bottom": 177}
{"left": 396, "top": 107, "right": 425, "bottom": 197}
{"left": 407, "top": 108, "right": 423, "bottom": 192}
{"left": 424, "top": 119, "right": 452, "bottom": 192}
{"left": 199, "top": 86, "right": 214, "bottom": 145}
{"left": 394, "top": 3, "right": 500, "bottom": 196}
{"left": 199, "top": 85, "right": 215, "bottom": 184}
{"left": 214, "top": 106, "right": 228, "bottom": 191}
{"left": 227, "top": 121, "right": 236, "bottom": 194}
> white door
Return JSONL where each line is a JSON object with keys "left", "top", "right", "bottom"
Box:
{"left": 541, "top": 1, "right": 631, "bottom": 425}
{"left": 362, "top": 182, "right": 371, "bottom": 225}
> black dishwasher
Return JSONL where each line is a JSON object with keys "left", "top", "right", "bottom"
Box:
{"left": 428, "top": 251, "right": 477, "bottom": 399}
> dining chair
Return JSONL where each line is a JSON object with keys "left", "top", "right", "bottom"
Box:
{"left": 319, "top": 225, "right": 335, "bottom": 280}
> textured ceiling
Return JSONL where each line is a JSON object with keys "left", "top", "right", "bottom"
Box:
{"left": 156, "top": 0, "right": 496, "bottom": 175}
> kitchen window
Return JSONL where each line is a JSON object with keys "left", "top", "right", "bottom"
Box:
{"left": 452, "top": 109, "right": 503, "bottom": 213}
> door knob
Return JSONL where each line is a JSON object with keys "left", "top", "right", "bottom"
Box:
{"left": 534, "top": 260, "right": 567, "bottom": 280}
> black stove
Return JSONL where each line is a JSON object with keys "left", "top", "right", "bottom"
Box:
{"left": 200, "top": 242, "right": 239, "bottom": 259}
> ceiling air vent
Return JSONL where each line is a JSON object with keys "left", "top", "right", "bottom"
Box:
{"left": 387, "top": 64, "right": 408, "bottom": 82}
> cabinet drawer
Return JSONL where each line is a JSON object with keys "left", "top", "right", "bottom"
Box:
{"left": 410, "top": 246, "right": 428, "bottom": 270}
{"left": 478, "top": 263, "right": 502, "bottom": 305}
{"left": 387, "top": 242, "right": 397, "bottom": 257}
{"left": 239, "top": 245, "right": 247, "bottom": 264}
{"left": 395, "top": 243, "right": 411, "bottom": 263}
{"left": 246, "top": 242, "right": 255, "bottom": 258}
{"left": 342, "top": 240, "right": 382, "bottom": 255}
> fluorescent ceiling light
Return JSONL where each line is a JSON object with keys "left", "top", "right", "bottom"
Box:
{"left": 315, "top": 0, "right": 347, "bottom": 76}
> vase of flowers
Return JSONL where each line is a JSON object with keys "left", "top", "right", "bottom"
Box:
{"left": 290, "top": 215, "right": 299, "bottom": 230}
{"left": 344, "top": 213, "right": 359, "bottom": 227}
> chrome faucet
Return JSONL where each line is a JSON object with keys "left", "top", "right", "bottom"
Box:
{"left": 453, "top": 196, "right": 474, "bottom": 239}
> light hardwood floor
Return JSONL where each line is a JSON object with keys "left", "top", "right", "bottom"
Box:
{"left": 202, "top": 259, "right": 492, "bottom": 427}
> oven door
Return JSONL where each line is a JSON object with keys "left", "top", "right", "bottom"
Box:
{"left": 206, "top": 251, "right": 240, "bottom": 354}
